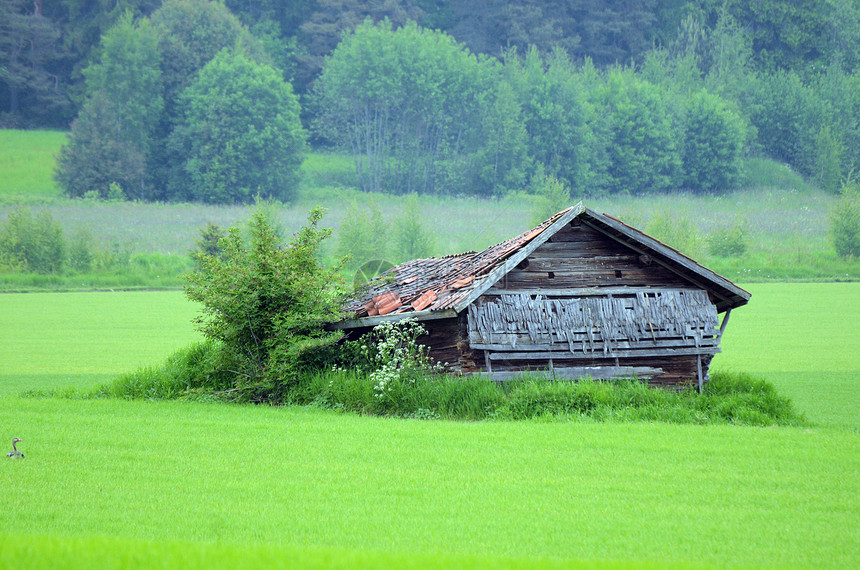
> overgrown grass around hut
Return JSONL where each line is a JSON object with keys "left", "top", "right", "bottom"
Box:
{"left": 49, "top": 343, "right": 805, "bottom": 428}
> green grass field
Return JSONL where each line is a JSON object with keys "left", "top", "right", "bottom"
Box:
{"left": 0, "top": 130, "right": 67, "bottom": 202}
{"left": 1, "top": 285, "right": 858, "bottom": 568}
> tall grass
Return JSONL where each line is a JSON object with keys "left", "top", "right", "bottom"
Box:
{"left": 76, "top": 340, "right": 806, "bottom": 428}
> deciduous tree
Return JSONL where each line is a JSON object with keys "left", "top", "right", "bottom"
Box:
{"left": 169, "top": 49, "right": 306, "bottom": 203}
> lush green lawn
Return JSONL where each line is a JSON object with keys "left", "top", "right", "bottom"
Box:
{"left": 715, "top": 283, "right": 860, "bottom": 430}
{"left": 0, "top": 130, "right": 67, "bottom": 201}
{"left": 0, "top": 285, "right": 858, "bottom": 568}
{"left": 1, "top": 398, "right": 857, "bottom": 569}
{"left": 0, "top": 291, "right": 199, "bottom": 396}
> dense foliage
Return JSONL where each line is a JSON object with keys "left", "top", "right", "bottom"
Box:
{"left": 184, "top": 208, "right": 347, "bottom": 401}
{"left": 4, "top": 1, "right": 860, "bottom": 199}
{"left": 169, "top": 50, "right": 306, "bottom": 203}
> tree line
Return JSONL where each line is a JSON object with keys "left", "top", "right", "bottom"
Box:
{"left": 3, "top": 0, "right": 859, "bottom": 201}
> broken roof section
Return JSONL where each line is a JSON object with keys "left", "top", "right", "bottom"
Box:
{"left": 340, "top": 202, "right": 750, "bottom": 327}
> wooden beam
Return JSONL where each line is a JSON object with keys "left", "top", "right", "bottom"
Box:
{"left": 697, "top": 354, "right": 704, "bottom": 393}
{"left": 718, "top": 308, "right": 732, "bottom": 339}
{"left": 331, "top": 309, "right": 458, "bottom": 330}
{"left": 471, "top": 337, "right": 719, "bottom": 353}
{"left": 488, "top": 347, "right": 720, "bottom": 360}
{"left": 483, "top": 286, "right": 701, "bottom": 297}
{"left": 482, "top": 366, "right": 664, "bottom": 382}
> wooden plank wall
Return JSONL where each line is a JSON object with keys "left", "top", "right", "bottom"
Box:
{"left": 493, "top": 221, "right": 692, "bottom": 290}
{"left": 466, "top": 220, "right": 720, "bottom": 387}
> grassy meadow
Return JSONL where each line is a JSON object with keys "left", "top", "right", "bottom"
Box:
{"left": 1, "top": 284, "right": 858, "bottom": 569}
{"left": 0, "top": 130, "right": 67, "bottom": 202}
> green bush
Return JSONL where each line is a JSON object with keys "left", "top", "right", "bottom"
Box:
{"left": 0, "top": 207, "right": 66, "bottom": 273}
{"left": 184, "top": 208, "right": 347, "bottom": 402}
{"left": 392, "top": 196, "right": 435, "bottom": 262}
{"left": 67, "top": 229, "right": 95, "bottom": 272}
{"left": 831, "top": 183, "right": 860, "bottom": 258}
{"left": 336, "top": 200, "right": 389, "bottom": 270}
{"left": 529, "top": 170, "right": 571, "bottom": 226}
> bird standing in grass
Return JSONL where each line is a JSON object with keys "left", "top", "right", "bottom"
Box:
{"left": 6, "top": 437, "right": 24, "bottom": 458}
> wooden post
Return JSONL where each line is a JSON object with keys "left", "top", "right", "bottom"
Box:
{"left": 718, "top": 308, "right": 732, "bottom": 339}
{"left": 696, "top": 354, "right": 704, "bottom": 393}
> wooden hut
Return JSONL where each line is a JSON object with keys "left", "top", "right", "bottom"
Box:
{"left": 334, "top": 203, "right": 750, "bottom": 389}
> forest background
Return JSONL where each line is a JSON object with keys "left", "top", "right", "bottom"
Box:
{"left": 3, "top": 0, "right": 859, "bottom": 199}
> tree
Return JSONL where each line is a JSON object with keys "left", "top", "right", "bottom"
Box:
{"left": 392, "top": 195, "right": 434, "bottom": 261}
{"left": 184, "top": 208, "right": 347, "bottom": 401}
{"left": 296, "top": 0, "right": 423, "bottom": 94}
{"left": 313, "top": 19, "right": 494, "bottom": 195}
{"left": 55, "top": 11, "right": 163, "bottom": 200}
{"left": 506, "top": 47, "right": 592, "bottom": 195}
{"left": 55, "top": 92, "right": 147, "bottom": 199}
{"left": 336, "top": 200, "right": 389, "bottom": 270}
{"left": 150, "top": 0, "right": 263, "bottom": 107}
{"left": 149, "top": 0, "right": 267, "bottom": 197}
{"left": 591, "top": 70, "right": 682, "bottom": 195}
{"left": 82, "top": 11, "right": 162, "bottom": 154}
{"left": 748, "top": 70, "right": 828, "bottom": 178}
{"left": 681, "top": 90, "right": 746, "bottom": 192}
{"left": 169, "top": 49, "right": 306, "bottom": 203}
{"left": 720, "top": 0, "right": 830, "bottom": 74}
{"left": 0, "top": 0, "right": 71, "bottom": 126}
{"left": 470, "top": 78, "right": 531, "bottom": 196}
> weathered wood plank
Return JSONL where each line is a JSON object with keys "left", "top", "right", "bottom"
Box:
{"left": 484, "top": 366, "right": 664, "bottom": 382}
{"left": 470, "top": 336, "right": 719, "bottom": 352}
{"left": 483, "top": 286, "right": 696, "bottom": 297}
{"left": 488, "top": 347, "right": 720, "bottom": 360}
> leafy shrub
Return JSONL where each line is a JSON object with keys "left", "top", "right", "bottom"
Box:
{"left": 831, "top": 183, "right": 860, "bottom": 258}
{"left": 67, "top": 229, "right": 95, "bottom": 272}
{"left": 708, "top": 217, "right": 748, "bottom": 257}
{"left": 192, "top": 222, "right": 226, "bottom": 267}
{"left": 336, "top": 200, "right": 389, "bottom": 270}
{"left": 184, "top": 208, "right": 347, "bottom": 402}
{"left": 530, "top": 170, "right": 572, "bottom": 226}
{"left": 0, "top": 207, "right": 66, "bottom": 273}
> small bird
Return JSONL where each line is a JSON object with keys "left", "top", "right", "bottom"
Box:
{"left": 6, "top": 437, "right": 24, "bottom": 459}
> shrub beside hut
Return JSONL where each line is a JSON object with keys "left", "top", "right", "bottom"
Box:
{"left": 335, "top": 203, "right": 750, "bottom": 390}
